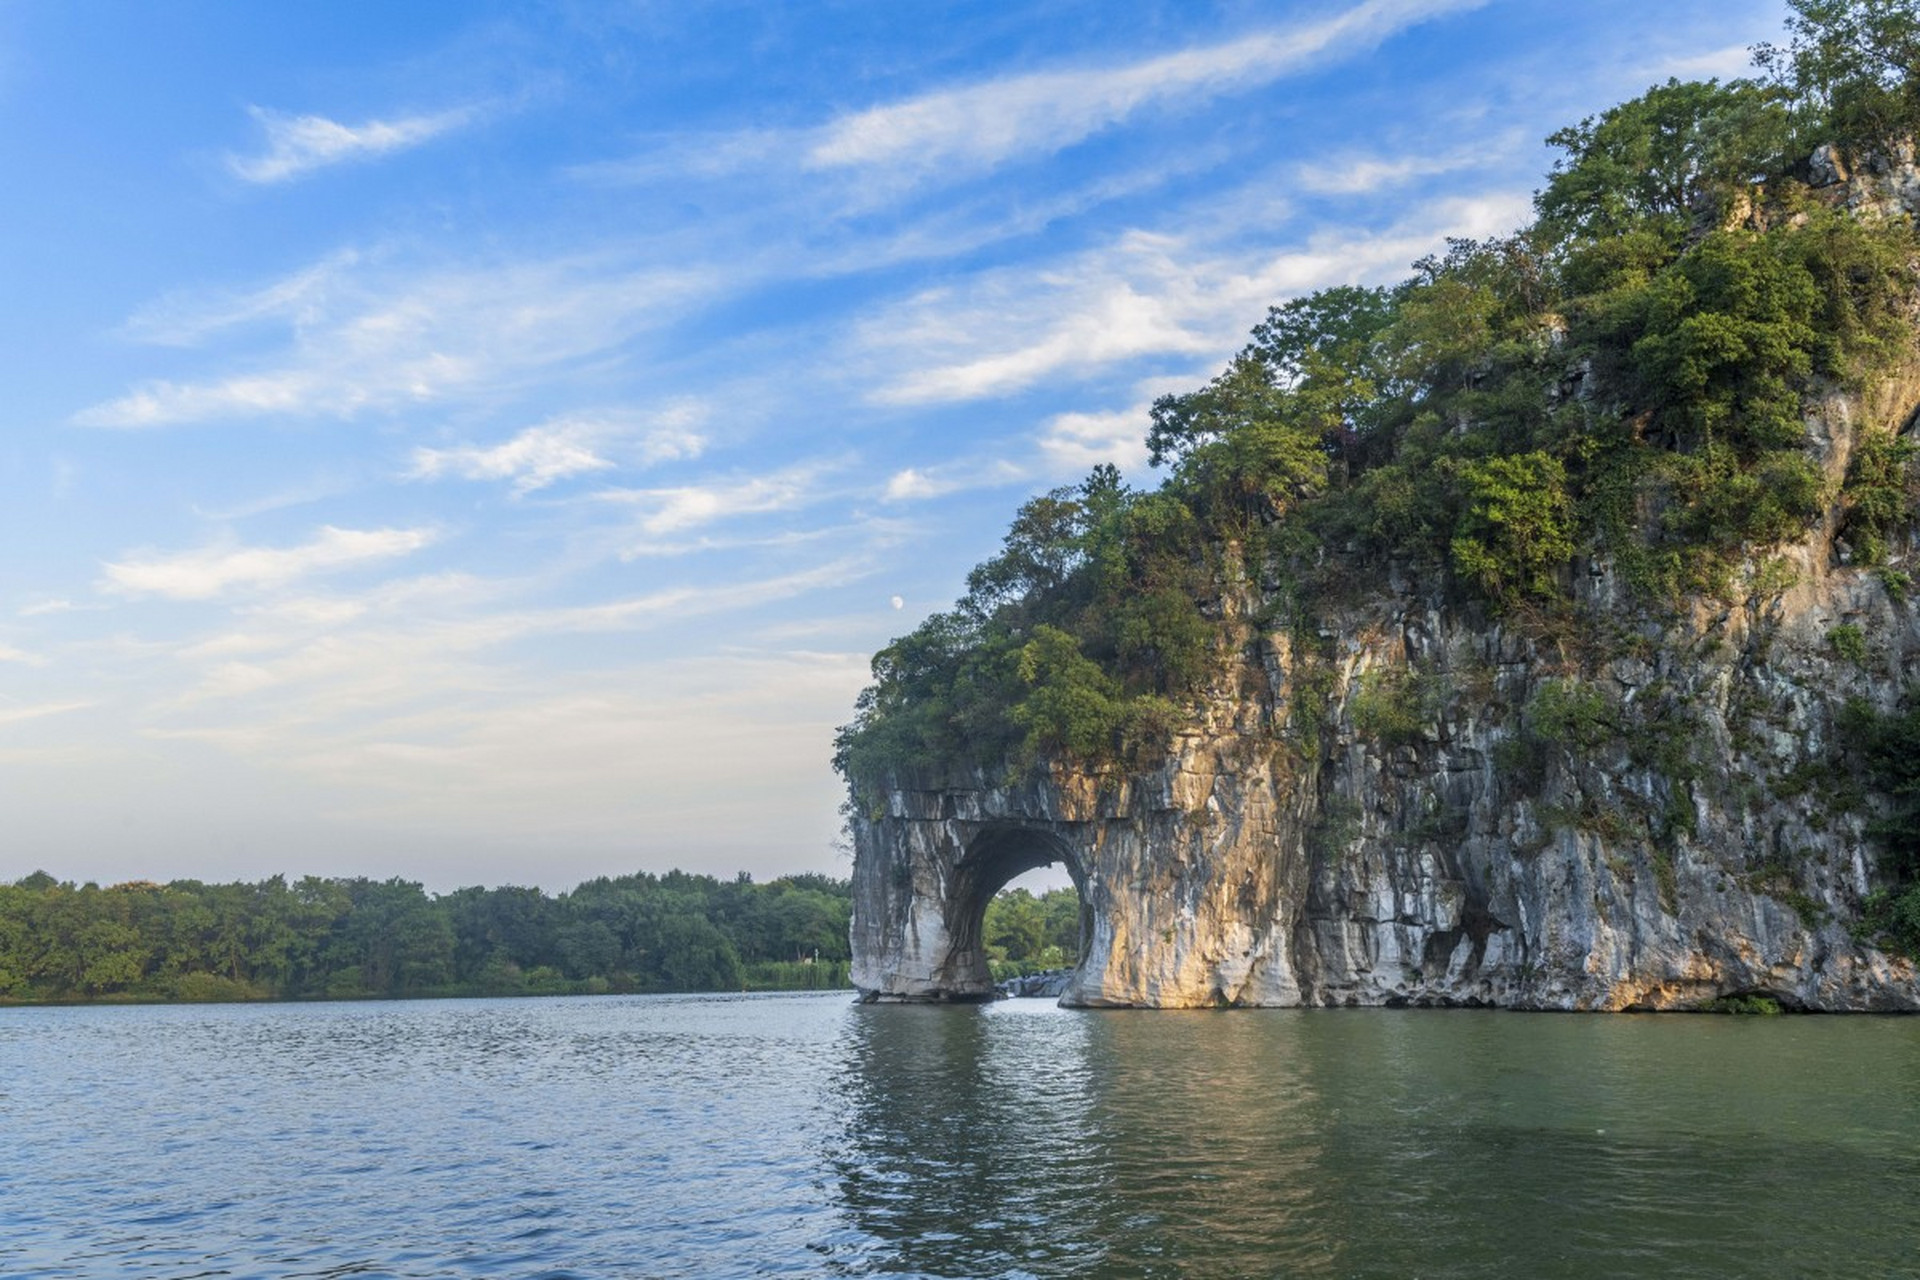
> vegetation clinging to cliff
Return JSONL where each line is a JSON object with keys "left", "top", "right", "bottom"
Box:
{"left": 835, "top": 0, "right": 1920, "bottom": 789}
{"left": 1842, "top": 691, "right": 1920, "bottom": 954}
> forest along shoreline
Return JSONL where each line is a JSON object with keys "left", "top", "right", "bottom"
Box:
{"left": 0, "top": 870, "right": 1075, "bottom": 1004}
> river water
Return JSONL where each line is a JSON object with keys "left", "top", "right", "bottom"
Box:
{"left": 3, "top": 993, "right": 1916, "bottom": 1278}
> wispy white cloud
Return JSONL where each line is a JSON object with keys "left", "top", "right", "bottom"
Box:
{"left": 802, "top": 158, "right": 1225, "bottom": 274}
{"left": 858, "top": 192, "right": 1531, "bottom": 406}
{"left": 810, "top": 0, "right": 1482, "bottom": 184}
{"left": 1037, "top": 405, "right": 1153, "bottom": 474}
{"left": 865, "top": 239, "right": 1209, "bottom": 405}
{"left": 523, "top": 558, "right": 866, "bottom": 636}
{"left": 616, "top": 525, "right": 846, "bottom": 561}
{"left": 578, "top": 0, "right": 1483, "bottom": 203}
{"left": 226, "top": 572, "right": 491, "bottom": 634}
{"left": 191, "top": 475, "right": 360, "bottom": 522}
{"left": 596, "top": 461, "right": 839, "bottom": 535}
{"left": 0, "top": 700, "right": 94, "bottom": 727}
{"left": 630, "top": 398, "right": 715, "bottom": 463}
{"left": 882, "top": 459, "right": 1028, "bottom": 502}
{"left": 570, "top": 128, "right": 789, "bottom": 186}
{"left": 1648, "top": 41, "right": 1758, "bottom": 83}
{"left": 0, "top": 644, "right": 46, "bottom": 666}
{"left": 76, "top": 254, "right": 715, "bottom": 428}
{"left": 228, "top": 105, "right": 479, "bottom": 184}
{"left": 122, "top": 250, "right": 362, "bottom": 346}
{"left": 1293, "top": 137, "right": 1517, "bottom": 196}
{"left": 17, "top": 599, "right": 79, "bottom": 618}
{"left": 410, "top": 411, "right": 707, "bottom": 494}
{"left": 102, "top": 526, "right": 438, "bottom": 601}
{"left": 412, "top": 421, "right": 616, "bottom": 493}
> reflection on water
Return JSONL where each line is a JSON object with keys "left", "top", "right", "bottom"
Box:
{"left": 1, "top": 995, "right": 1916, "bottom": 1278}
{"left": 828, "top": 1003, "right": 1115, "bottom": 1275}
{"left": 830, "top": 1005, "right": 1337, "bottom": 1275}
{"left": 829, "top": 1004, "right": 1920, "bottom": 1278}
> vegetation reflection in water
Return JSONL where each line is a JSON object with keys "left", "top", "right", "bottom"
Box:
{"left": 831, "top": 1001, "right": 1920, "bottom": 1278}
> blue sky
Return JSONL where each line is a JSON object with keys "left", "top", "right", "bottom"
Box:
{"left": 0, "top": 0, "right": 1785, "bottom": 891}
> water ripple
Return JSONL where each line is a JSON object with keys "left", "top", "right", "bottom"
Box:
{"left": 2, "top": 995, "right": 1917, "bottom": 1276}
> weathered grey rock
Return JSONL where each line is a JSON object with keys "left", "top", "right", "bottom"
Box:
{"left": 1809, "top": 142, "right": 1850, "bottom": 187}
{"left": 1819, "top": 139, "right": 1920, "bottom": 221}
{"left": 849, "top": 370, "right": 1920, "bottom": 1013}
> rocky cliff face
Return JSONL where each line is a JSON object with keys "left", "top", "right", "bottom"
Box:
{"left": 1804, "top": 138, "right": 1920, "bottom": 222}
{"left": 848, "top": 163, "right": 1920, "bottom": 1008}
{"left": 849, "top": 426, "right": 1919, "bottom": 1010}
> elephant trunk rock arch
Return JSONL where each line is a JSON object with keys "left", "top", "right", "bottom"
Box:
{"left": 845, "top": 765, "right": 1310, "bottom": 1008}
{"left": 849, "top": 819, "right": 1083, "bottom": 1002}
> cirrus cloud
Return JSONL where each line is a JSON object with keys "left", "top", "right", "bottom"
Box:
{"left": 102, "top": 526, "right": 440, "bottom": 601}
{"left": 411, "top": 421, "right": 617, "bottom": 494}
{"left": 409, "top": 414, "right": 708, "bottom": 494}
{"left": 807, "top": 0, "right": 1486, "bottom": 185}
{"left": 74, "top": 254, "right": 716, "bottom": 429}
{"left": 595, "top": 461, "right": 839, "bottom": 536}
{"left": 228, "top": 105, "right": 480, "bottom": 184}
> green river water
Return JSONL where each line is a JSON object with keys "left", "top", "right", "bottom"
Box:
{"left": 3, "top": 993, "right": 1915, "bottom": 1277}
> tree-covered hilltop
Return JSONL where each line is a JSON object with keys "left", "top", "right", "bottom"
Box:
{"left": 837, "top": 1, "right": 1920, "bottom": 952}
{"left": 0, "top": 868, "right": 858, "bottom": 1002}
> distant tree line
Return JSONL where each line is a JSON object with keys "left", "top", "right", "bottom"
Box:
{"left": 0, "top": 869, "right": 859, "bottom": 1002}
{"left": 982, "top": 887, "right": 1082, "bottom": 979}
{"left": 0, "top": 869, "right": 1090, "bottom": 1003}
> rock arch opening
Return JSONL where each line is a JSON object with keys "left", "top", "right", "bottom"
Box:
{"left": 943, "top": 826, "right": 1090, "bottom": 999}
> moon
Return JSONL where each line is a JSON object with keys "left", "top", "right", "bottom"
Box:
{"left": 889, "top": 595, "right": 904, "bottom": 610}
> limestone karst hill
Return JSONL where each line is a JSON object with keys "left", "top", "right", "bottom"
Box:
{"left": 838, "top": 2, "right": 1920, "bottom": 1009}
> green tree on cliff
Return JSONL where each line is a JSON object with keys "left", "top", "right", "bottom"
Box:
{"left": 1756, "top": 0, "right": 1920, "bottom": 151}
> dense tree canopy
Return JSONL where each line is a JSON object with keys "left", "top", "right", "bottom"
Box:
{"left": 1536, "top": 78, "right": 1788, "bottom": 244}
{"left": 1756, "top": 0, "right": 1920, "bottom": 151}
{"left": 0, "top": 869, "right": 859, "bottom": 1002}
